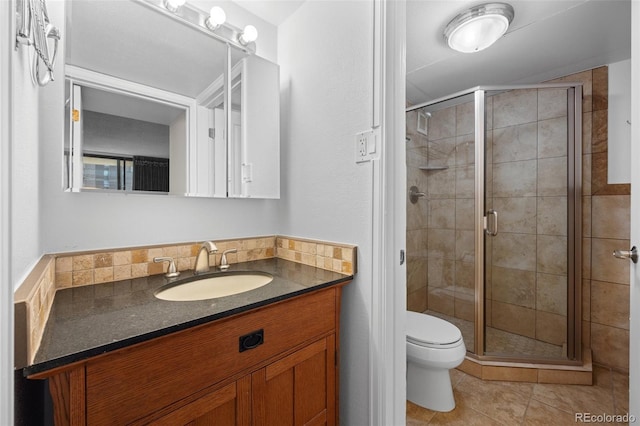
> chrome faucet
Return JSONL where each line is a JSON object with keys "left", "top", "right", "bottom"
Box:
{"left": 194, "top": 241, "right": 218, "bottom": 275}
{"left": 218, "top": 248, "right": 237, "bottom": 270}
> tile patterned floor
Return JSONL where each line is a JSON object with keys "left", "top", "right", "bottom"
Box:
{"left": 426, "top": 310, "right": 564, "bottom": 359}
{"left": 407, "top": 366, "right": 630, "bottom": 425}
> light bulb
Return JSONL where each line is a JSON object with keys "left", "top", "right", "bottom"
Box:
{"left": 238, "top": 25, "right": 258, "bottom": 45}
{"left": 164, "top": 0, "right": 185, "bottom": 13}
{"left": 206, "top": 6, "right": 226, "bottom": 31}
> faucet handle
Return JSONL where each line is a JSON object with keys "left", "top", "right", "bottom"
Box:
{"left": 153, "top": 257, "right": 180, "bottom": 278}
{"left": 219, "top": 248, "right": 238, "bottom": 270}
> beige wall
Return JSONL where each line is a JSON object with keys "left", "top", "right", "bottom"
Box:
{"left": 406, "top": 66, "right": 631, "bottom": 372}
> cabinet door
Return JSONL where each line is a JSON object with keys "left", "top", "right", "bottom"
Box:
{"left": 252, "top": 335, "right": 336, "bottom": 426}
{"left": 149, "top": 376, "right": 251, "bottom": 426}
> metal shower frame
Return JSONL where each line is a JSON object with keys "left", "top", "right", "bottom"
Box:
{"left": 407, "top": 83, "right": 583, "bottom": 365}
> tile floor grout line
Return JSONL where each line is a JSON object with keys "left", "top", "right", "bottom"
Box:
{"left": 520, "top": 391, "right": 534, "bottom": 426}
{"left": 408, "top": 366, "right": 628, "bottom": 425}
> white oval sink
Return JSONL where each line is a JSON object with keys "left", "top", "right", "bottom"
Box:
{"left": 155, "top": 272, "right": 273, "bottom": 301}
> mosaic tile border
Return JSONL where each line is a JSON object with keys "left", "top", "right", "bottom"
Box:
{"left": 276, "top": 236, "right": 356, "bottom": 275}
{"left": 51, "top": 235, "right": 356, "bottom": 289}
{"left": 14, "top": 255, "right": 56, "bottom": 368}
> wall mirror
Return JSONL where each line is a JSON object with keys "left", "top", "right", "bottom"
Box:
{"left": 63, "top": 0, "right": 280, "bottom": 198}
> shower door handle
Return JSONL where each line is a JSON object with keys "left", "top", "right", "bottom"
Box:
{"left": 485, "top": 210, "right": 498, "bottom": 236}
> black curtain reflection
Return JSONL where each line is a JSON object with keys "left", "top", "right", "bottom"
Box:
{"left": 133, "top": 156, "right": 169, "bottom": 192}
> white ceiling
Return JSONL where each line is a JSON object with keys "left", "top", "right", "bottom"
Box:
{"left": 231, "top": 0, "right": 305, "bottom": 25}
{"left": 228, "top": 0, "right": 631, "bottom": 106}
{"left": 407, "top": 0, "right": 632, "bottom": 106}
{"left": 68, "top": 0, "right": 632, "bottom": 109}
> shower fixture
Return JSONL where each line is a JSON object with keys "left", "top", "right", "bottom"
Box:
{"left": 443, "top": 3, "right": 514, "bottom": 53}
{"left": 409, "top": 186, "right": 426, "bottom": 204}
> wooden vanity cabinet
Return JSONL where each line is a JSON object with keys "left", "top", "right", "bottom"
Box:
{"left": 30, "top": 284, "right": 347, "bottom": 426}
{"left": 147, "top": 377, "right": 251, "bottom": 425}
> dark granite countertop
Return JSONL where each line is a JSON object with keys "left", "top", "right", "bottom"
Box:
{"left": 25, "top": 258, "right": 352, "bottom": 376}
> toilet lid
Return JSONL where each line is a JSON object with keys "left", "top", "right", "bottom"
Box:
{"left": 406, "top": 311, "right": 462, "bottom": 346}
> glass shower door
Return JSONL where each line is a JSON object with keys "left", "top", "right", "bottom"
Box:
{"left": 406, "top": 83, "right": 581, "bottom": 363}
{"left": 482, "top": 85, "right": 581, "bottom": 360}
{"left": 405, "top": 91, "right": 479, "bottom": 354}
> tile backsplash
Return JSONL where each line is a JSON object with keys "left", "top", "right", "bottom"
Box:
{"left": 14, "top": 235, "right": 356, "bottom": 366}
{"left": 54, "top": 236, "right": 278, "bottom": 288}
{"left": 276, "top": 236, "right": 355, "bottom": 275}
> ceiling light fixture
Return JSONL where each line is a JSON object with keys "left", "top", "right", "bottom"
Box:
{"left": 443, "top": 3, "right": 514, "bottom": 53}
{"left": 205, "top": 6, "right": 226, "bottom": 31}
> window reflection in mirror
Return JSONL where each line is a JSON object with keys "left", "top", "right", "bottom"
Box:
{"left": 65, "top": 81, "right": 187, "bottom": 194}
{"left": 82, "top": 155, "right": 133, "bottom": 191}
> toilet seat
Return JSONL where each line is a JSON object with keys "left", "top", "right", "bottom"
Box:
{"left": 407, "top": 311, "right": 462, "bottom": 348}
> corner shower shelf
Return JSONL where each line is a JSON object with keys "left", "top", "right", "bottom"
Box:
{"left": 419, "top": 165, "right": 449, "bottom": 171}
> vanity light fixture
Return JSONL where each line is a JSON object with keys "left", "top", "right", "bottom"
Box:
{"left": 205, "top": 6, "right": 226, "bottom": 31}
{"left": 163, "top": 0, "right": 185, "bottom": 13}
{"left": 238, "top": 25, "right": 258, "bottom": 46}
{"left": 443, "top": 2, "right": 514, "bottom": 53}
{"left": 147, "top": 0, "right": 258, "bottom": 53}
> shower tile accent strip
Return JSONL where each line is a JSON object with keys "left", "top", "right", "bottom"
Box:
{"left": 14, "top": 235, "right": 357, "bottom": 366}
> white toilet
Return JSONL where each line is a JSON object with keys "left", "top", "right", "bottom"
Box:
{"left": 406, "top": 311, "right": 466, "bottom": 412}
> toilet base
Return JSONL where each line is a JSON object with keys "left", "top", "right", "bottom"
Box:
{"left": 407, "top": 362, "right": 456, "bottom": 412}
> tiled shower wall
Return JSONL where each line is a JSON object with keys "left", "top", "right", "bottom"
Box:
{"left": 406, "top": 98, "right": 476, "bottom": 323}
{"left": 567, "top": 68, "right": 631, "bottom": 372}
{"left": 406, "top": 67, "right": 631, "bottom": 372}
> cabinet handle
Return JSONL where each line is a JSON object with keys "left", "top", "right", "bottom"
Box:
{"left": 239, "top": 329, "right": 264, "bottom": 352}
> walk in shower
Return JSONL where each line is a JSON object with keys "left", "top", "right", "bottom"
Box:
{"left": 406, "top": 84, "right": 582, "bottom": 363}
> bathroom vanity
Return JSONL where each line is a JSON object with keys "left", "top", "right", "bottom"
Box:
{"left": 24, "top": 258, "right": 351, "bottom": 425}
